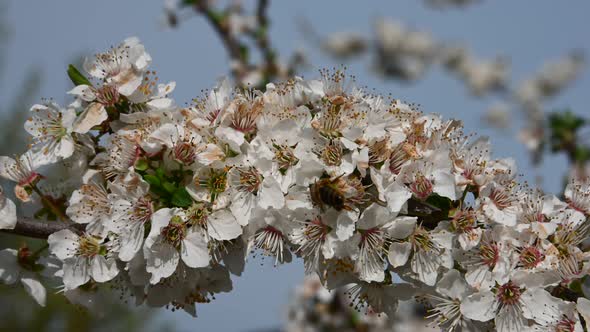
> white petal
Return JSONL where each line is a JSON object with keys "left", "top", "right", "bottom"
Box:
{"left": 47, "top": 229, "right": 79, "bottom": 260}
{"left": 258, "top": 177, "right": 285, "bottom": 209}
{"left": 577, "top": 298, "right": 590, "bottom": 328}
{"left": 118, "top": 223, "right": 145, "bottom": 262}
{"left": 520, "top": 288, "right": 563, "bottom": 324}
{"left": 387, "top": 241, "right": 412, "bottom": 267}
{"left": 357, "top": 204, "right": 389, "bottom": 230}
{"left": 145, "top": 208, "right": 174, "bottom": 248}
{"left": 0, "top": 196, "right": 17, "bottom": 230}
{"left": 384, "top": 182, "right": 412, "bottom": 214}
{"left": 20, "top": 276, "right": 46, "bottom": 306}
{"left": 116, "top": 72, "right": 143, "bottom": 96}
{"left": 335, "top": 211, "right": 356, "bottom": 241}
{"left": 496, "top": 303, "right": 527, "bottom": 332}
{"left": 149, "top": 123, "right": 181, "bottom": 148}
{"left": 54, "top": 136, "right": 76, "bottom": 160}
{"left": 386, "top": 216, "right": 417, "bottom": 239}
{"left": 62, "top": 256, "right": 90, "bottom": 290}
{"left": 411, "top": 251, "right": 440, "bottom": 286}
{"left": 460, "top": 291, "right": 497, "bottom": 322}
{"left": 148, "top": 97, "right": 174, "bottom": 110}
{"left": 215, "top": 126, "right": 245, "bottom": 151}
{"left": 73, "top": 103, "right": 108, "bottom": 134}
{"left": 145, "top": 241, "right": 179, "bottom": 284}
{"left": 0, "top": 156, "right": 18, "bottom": 182}
{"left": 67, "top": 85, "right": 96, "bottom": 101}
{"left": 437, "top": 269, "right": 471, "bottom": 300}
{"left": 229, "top": 194, "right": 256, "bottom": 226}
{"left": 90, "top": 256, "right": 119, "bottom": 283}
{"left": 208, "top": 209, "right": 243, "bottom": 241}
{"left": 433, "top": 170, "right": 457, "bottom": 200}
{"left": 181, "top": 232, "right": 210, "bottom": 268}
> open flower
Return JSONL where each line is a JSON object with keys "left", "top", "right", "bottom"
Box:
{"left": 83, "top": 37, "right": 151, "bottom": 96}
{"left": 461, "top": 282, "right": 567, "bottom": 332}
{"left": 0, "top": 151, "right": 43, "bottom": 201}
{"left": 0, "top": 247, "right": 47, "bottom": 306}
{"left": 144, "top": 208, "right": 210, "bottom": 284}
{"left": 48, "top": 230, "right": 119, "bottom": 290}
{"left": 25, "top": 102, "right": 76, "bottom": 165}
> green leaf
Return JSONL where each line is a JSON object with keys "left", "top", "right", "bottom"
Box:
{"left": 67, "top": 64, "right": 92, "bottom": 87}
{"left": 171, "top": 188, "right": 193, "bottom": 208}
{"left": 574, "top": 146, "right": 590, "bottom": 163}
{"left": 426, "top": 194, "right": 452, "bottom": 214}
{"left": 162, "top": 181, "right": 177, "bottom": 194}
{"left": 156, "top": 167, "right": 166, "bottom": 180}
{"left": 134, "top": 158, "right": 149, "bottom": 171}
{"left": 143, "top": 174, "right": 161, "bottom": 187}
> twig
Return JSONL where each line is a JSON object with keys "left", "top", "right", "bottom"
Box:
{"left": 193, "top": 0, "right": 247, "bottom": 75}
{"left": 253, "top": 0, "right": 277, "bottom": 78}
{"left": 1, "top": 217, "right": 84, "bottom": 239}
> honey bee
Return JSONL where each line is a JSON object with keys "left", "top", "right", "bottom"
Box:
{"left": 310, "top": 175, "right": 388, "bottom": 211}
{"left": 310, "top": 177, "right": 347, "bottom": 211}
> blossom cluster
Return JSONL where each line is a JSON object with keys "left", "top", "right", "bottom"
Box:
{"left": 1, "top": 37, "right": 590, "bottom": 331}
{"left": 285, "top": 274, "right": 433, "bottom": 332}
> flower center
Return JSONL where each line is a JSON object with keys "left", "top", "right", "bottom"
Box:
{"left": 496, "top": 281, "right": 522, "bottom": 306}
{"left": 230, "top": 100, "right": 262, "bottom": 134}
{"left": 409, "top": 173, "right": 433, "bottom": 200}
{"left": 411, "top": 227, "right": 437, "bottom": 253}
{"left": 173, "top": 141, "right": 196, "bottom": 165}
{"left": 314, "top": 112, "right": 343, "bottom": 139}
{"left": 186, "top": 203, "right": 209, "bottom": 228}
{"left": 132, "top": 197, "right": 153, "bottom": 224}
{"left": 479, "top": 242, "right": 499, "bottom": 268}
{"left": 450, "top": 210, "right": 476, "bottom": 233}
{"left": 237, "top": 167, "right": 263, "bottom": 194}
{"left": 555, "top": 316, "right": 576, "bottom": 332}
{"left": 388, "top": 144, "right": 411, "bottom": 175}
{"left": 95, "top": 85, "right": 120, "bottom": 107}
{"left": 161, "top": 215, "right": 187, "bottom": 248}
{"left": 318, "top": 141, "right": 343, "bottom": 166}
{"left": 519, "top": 246, "right": 544, "bottom": 269}
{"left": 199, "top": 168, "right": 228, "bottom": 201}
{"left": 369, "top": 139, "right": 391, "bottom": 166}
{"left": 273, "top": 143, "right": 299, "bottom": 174}
{"left": 252, "top": 226, "right": 287, "bottom": 265}
{"left": 78, "top": 235, "right": 102, "bottom": 258}
{"left": 489, "top": 188, "right": 513, "bottom": 210}
{"left": 206, "top": 109, "right": 221, "bottom": 124}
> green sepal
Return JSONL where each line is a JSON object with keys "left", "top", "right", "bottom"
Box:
{"left": 171, "top": 188, "right": 193, "bottom": 208}
{"left": 134, "top": 158, "right": 149, "bottom": 171}
{"left": 67, "top": 64, "right": 92, "bottom": 87}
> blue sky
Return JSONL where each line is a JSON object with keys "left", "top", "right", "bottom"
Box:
{"left": 2, "top": 1, "right": 590, "bottom": 331}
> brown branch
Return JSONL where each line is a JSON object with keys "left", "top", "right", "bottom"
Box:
{"left": 193, "top": 0, "right": 247, "bottom": 70}
{"left": 253, "top": 0, "right": 278, "bottom": 79}
{"left": 1, "top": 217, "right": 84, "bottom": 239}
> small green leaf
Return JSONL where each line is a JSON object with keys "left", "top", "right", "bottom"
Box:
{"left": 574, "top": 146, "right": 590, "bottom": 163}
{"left": 426, "top": 194, "right": 452, "bottom": 214}
{"left": 156, "top": 167, "right": 166, "bottom": 180}
{"left": 162, "top": 181, "right": 177, "bottom": 194}
{"left": 67, "top": 64, "right": 92, "bottom": 87}
{"left": 135, "top": 158, "right": 149, "bottom": 171}
{"left": 143, "top": 174, "right": 161, "bottom": 187}
{"left": 171, "top": 188, "right": 193, "bottom": 208}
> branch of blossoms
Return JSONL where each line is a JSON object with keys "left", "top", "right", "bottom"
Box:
{"left": 2, "top": 38, "right": 590, "bottom": 331}
{"left": 303, "top": 16, "right": 586, "bottom": 189}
